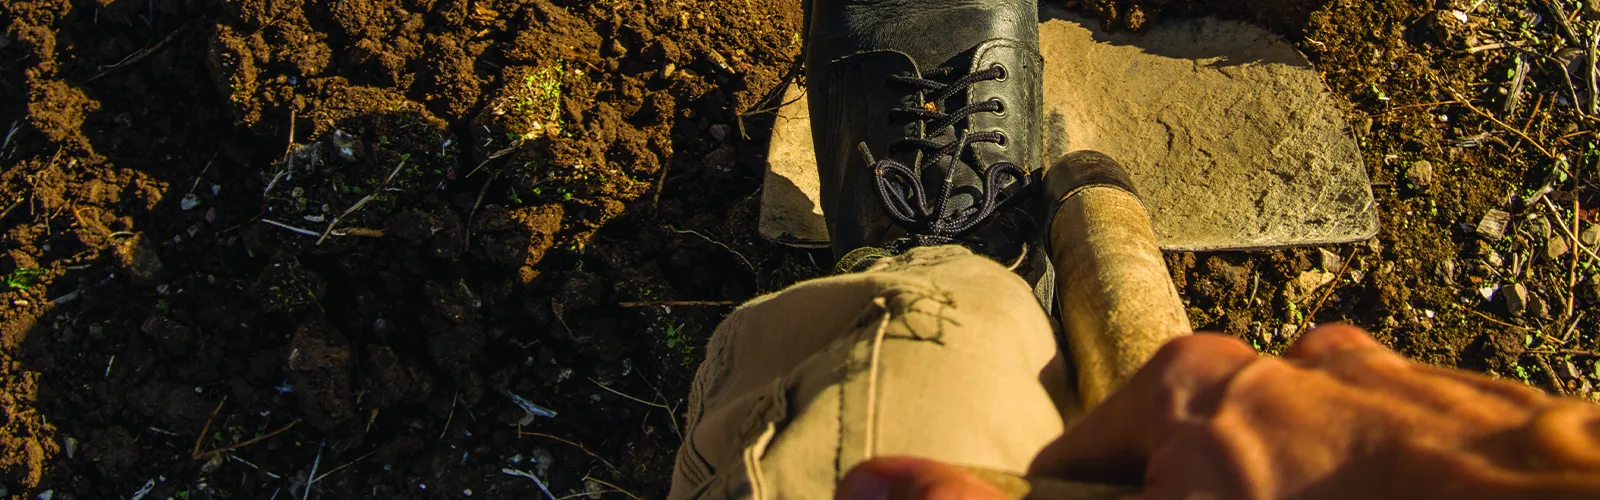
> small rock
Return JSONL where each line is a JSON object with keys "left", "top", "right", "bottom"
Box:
{"left": 1406, "top": 160, "right": 1435, "bottom": 186}
{"left": 1288, "top": 270, "right": 1336, "bottom": 302}
{"left": 1485, "top": 251, "right": 1504, "bottom": 267}
{"left": 1506, "top": 283, "right": 1528, "bottom": 316}
{"left": 1530, "top": 217, "right": 1552, "bottom": 240}
{"left": 709, "top": 124, "right": 732, "bottom": 143}
{"left": 1548, "top": 237, "right": 1571, "bottom": 260}
{"left": 658, "top": 63, "right": 676, "bottom": 80}
{"left": 1527, "top": 291, "right": 1549, "bottom": 319}
{"left": 179, "top": 193, "right": 201, "bottom": 211}
{"left": 1557, "top": 47, "right": 1588, "bottom": 77}
{"left": 1435, "top": 259, "right": 1456, "bottom": 281}
{"left": 608, "top": 39, "right": 627, "bottom": 56}
{"left": 1318, "top": 248, "right": 1343, "bottom": 272}
{"left": 1279, "top": 323, "right": 1298, "bottom": 341}
{"left": 1355, "top": 116, "right": 1374, "bottom": 136}
{"left": 1476, "top": 209, "right": 1511, "bottom": 240}
{"left": 1479, "top": 284, "right": 1499, "bottom": 301}
{"left": 1582, "top": 225, "right": 1600, "bottom": 246}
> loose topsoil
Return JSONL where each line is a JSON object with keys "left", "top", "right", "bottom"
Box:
{"left": 1, "top": 0, "right": 1597, "bottom": 498}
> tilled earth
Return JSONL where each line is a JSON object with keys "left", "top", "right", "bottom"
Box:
{"left": 2, "top": 0, "right": 1599, "bottom": 498}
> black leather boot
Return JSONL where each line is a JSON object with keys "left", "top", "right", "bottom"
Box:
{"left": 805, "top": 0, "right": 1050, "bottom": 295}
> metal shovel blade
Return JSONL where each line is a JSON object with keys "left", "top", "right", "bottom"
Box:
{"left": 759, "top": 6, "right": 1378, "bottom": 251}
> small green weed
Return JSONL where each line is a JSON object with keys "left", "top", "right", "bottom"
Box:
{"left": 5, "top": 268, "right": 43, "bottom": 290}
{"left": 662, "top": 320, "right": 695, "bottom": 367}
{"left": 508, "top": 61, "right": 566, "bottom": 138}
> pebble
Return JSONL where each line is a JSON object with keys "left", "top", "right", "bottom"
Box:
{"left": 1548, "top": 236, "right": 1571, "bottom": 260}
{"left": 1435, "top": 259, "right": 1456, "bottom": 281}
{"left": 1406, "top": 160, "right": 1434, "bottom": 187}
{"left": 1530, "top": 217, "right": 1552, "bottom": 240}
{"left": 1475, "top": 209, "right": 1511, "bottom": 240}
{"left": 1528, "top": 291, "right": 1549, "bottom": 319}
{"left": 1317, "top": 248, "right": 1342, "bottom": 271}
{"left": 180, "top": 193, "right": 201, "bottom": 211}
{"left": 1582, "top": 225, "right": 1599, "bottom": 246}
{"left": 1557, "top": 47, "right": 1588, "bottom": 77}
{"left": 658, "top": 63, "right": 676, "bottom": 80}
{"left": 1506, "top": 283, "right": 1529, "bottom": 316}
{"left": 1479, "top": 284, "right": 1499, "bottom": 301}
{"left": 1485, "top": 251, "right": 1504, "bottom": 267}
{"left": 709, "top": 124, "right": 732, "bottom": 143}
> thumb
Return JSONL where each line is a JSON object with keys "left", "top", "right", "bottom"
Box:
{"left": 836, "top": 457, "right": 1009, "bottom": 500}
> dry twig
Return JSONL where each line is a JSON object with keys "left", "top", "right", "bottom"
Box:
{"left": 518, "top": 431, "right": 621, "bottom": 474}
{"left": 589, "top": 377, "right": 669, "bottom": 410}
{"left": 194, "top": 420, "right": 301, "bottom": 461}
{"left": 88, "top": 24, "right": 187, "bottom": 82}
{"left": 1296, "top": 247, "right": 1360, "bottom": 335}
{"left": 1534, "top": 355, "right": 1570, "bottom": 396}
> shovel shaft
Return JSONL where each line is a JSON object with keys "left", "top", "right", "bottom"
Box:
{"left": 1044, "top": 151, "right": 1192, "bottom": 407}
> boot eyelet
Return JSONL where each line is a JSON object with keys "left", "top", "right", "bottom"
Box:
{"left": 990, "top": 63, "right": 1008, "bottom": 81}
{"left": 995, "top": 132, "right": 1009, "bottom": 148}
{"left": 989, "top": 98, "right": 1006, "bottom": 116}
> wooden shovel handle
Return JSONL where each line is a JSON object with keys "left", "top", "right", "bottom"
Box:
{"left": 957, "top": 152, "right": 1184, "bottom": 499}
{"left": 1044, "top": 151, "right": 1192, "bottom": 408}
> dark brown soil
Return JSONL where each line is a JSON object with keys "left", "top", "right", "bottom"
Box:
{"left": 1, "top": 0, "right": 811, "bottom": 497}
{"left": 1, "top": 0, "right": 1597, "bottom": 497}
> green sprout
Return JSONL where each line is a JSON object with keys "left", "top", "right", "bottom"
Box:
{"left": 509, "top": 61, "right": 567, "bottom": 138}
{"left": 5, "top": 268, "right": 43, "bottom": 290}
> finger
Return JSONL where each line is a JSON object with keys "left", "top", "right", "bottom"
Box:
{"left": 1284, "top": 324, "right": 1385, "bottom": 361}
{"left": 1029, "top": 334, "right": 1260, "bottom": 482}
{"left": 836, "top": 457, "right": 1008, "bottom": 500}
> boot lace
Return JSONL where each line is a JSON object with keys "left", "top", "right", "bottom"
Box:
{"left": 858, "top": 65, "right": 1032, "bottom": 250}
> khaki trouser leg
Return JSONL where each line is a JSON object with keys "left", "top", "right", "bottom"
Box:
{"left": 669, "top": 245, "right": 1073, "bottom": 499}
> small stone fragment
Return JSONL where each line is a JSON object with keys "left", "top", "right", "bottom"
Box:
{"left": 1288, "top": 270, "right": 1336, "bottom": 302}
{"left": 1530, "top": 217, "right": 1552, "bottom": 240}
{"left": 1506, "top": 283, "right": 1528, "bottom": 316}
{"left": 1318, "top": 248, "right": 1343, "bottom": 272}
{"left": 1582, "top": 225, "right": 1600, "bottom": 246}
{"left": 1527, "top": 291, "right": 1549, "bottom": 319}
{"left": 180, "top": 193, "right": 201, "bottom": 211}
{"left": 1479, "top": 284, "right": 1499, "bottom": 301}
{"left": 709, "top": 124, "right": 732, "bottom": 143}
{"left": 1476, "top": 209, "right": 1511, "bottom": 240}
{"left": 1485, "top": 252, "right": 1504, "bottom": 267}
{"left": 1548, "top": 237, "right": 1571, "bottom": 260}
{"left": 658, "top": 63, "right": 676, "bottom": 80}
{"left": 1406, "top": 160, "right": 1434, "bottom": 187}
{"left": 1435, "top": 259, "right": 1456, "bottom": 281}
{"left": 1558, "top": 48, "right": 1588, "bottom": 77}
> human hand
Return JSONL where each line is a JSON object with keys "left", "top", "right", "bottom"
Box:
{"left": 837, "top": 325, "right": 1600, "bottom": 499}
